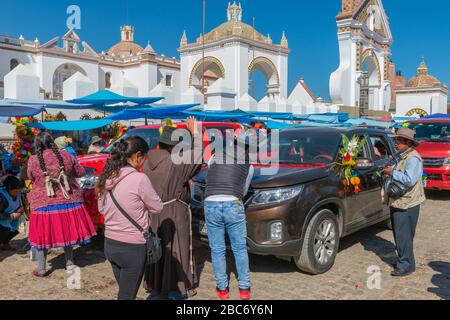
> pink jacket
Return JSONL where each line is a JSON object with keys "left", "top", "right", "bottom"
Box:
{"left": 27, "top": 149, "right": 86, "bottom": 211}
{"left": 98, "top": 167, "right": 163, "bottom": 244}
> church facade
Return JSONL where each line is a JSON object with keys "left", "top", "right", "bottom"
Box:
{"left": 0, "top": 26, "right": 181, "bottom": 109}
{"left": 0, "top": 2, "right": 339, "bottom": 118}
{"left": 330, "top": 0, "right": 394, "bottom": 117}
{"left": 179, "top": 2, "right": 290, "bottom": 112}
{"left": 394, "top": 57, "right": 448, "bottom": 117}
{"left": 1, "top": 0, "right": 447, "bottom": 120}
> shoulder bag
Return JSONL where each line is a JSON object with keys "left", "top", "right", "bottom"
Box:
{"left": 108, "top": 190, "right": 162, "bottom": 265}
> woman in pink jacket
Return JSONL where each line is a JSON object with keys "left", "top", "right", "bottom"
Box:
{"left": 98, "top": 136, "right": 163, "bottom": 300}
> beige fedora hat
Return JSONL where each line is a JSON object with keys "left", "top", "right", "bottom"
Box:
{"left": 394, "top": 128, "right": 420, "bottom": 147}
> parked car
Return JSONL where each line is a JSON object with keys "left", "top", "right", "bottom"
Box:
{"left": 77, "top": 122, "right": 245, "bottom": 228}
{"left": 407, "top": 119, "right": 450, "bottom": 191}
{"left": 191, "top": 127, "right": 397, "bottom": 275}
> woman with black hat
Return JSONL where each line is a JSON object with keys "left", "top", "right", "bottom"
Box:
{"left": 142, "top": 117, "right": 203, "bottom": 300}
{"left": 383, "top": 128, "right": 426, "bottom": 277}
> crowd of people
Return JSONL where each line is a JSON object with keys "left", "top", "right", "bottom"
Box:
{"left": 0, "top": 119, "right": 426, "bottom": 300}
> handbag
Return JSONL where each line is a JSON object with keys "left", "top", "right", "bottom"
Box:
{"left": 108, "top": 190, "right": 162, "bottom": 265}
{"left": 384, "top": 175, "right": 413, "bottom": 200}
{"left": 384, "top": 150, "right": 416, "bottom": 200}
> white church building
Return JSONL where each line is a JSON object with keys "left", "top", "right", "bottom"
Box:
{"left": 1, "top": 0, "right": 447, "bottom": 122}
{"left": 0, "top": 2, "right": 340, "bottom": 120}
{"left": 0, "top": 25, "right": 181, "bottom": 120}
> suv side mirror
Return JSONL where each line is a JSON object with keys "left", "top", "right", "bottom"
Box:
{"left": 354, "top": 158, "right": 374, "bottom": 171}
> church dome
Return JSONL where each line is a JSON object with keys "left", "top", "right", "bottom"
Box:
{"left": 108, "top": 42, "right": 143, "bottom": 57}
{"left": 406, "top": 57, "right": 441, "bottom": 88}
{"left": 107, "top": 26, "right": 144, "bottom": 58}
{"left": 201, "top": 20, "right": 270, "bottom": 43}
{"left": 194, "top": 2, "right": 282, "bottom": 46}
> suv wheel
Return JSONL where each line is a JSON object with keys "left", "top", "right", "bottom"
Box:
{"left": 294, "top": 209, "right": 340, "bottom": 275}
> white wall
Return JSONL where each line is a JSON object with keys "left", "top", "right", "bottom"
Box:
{"left": 288, "top": 81, "right": 315, "bottom": 106}
{"left": 99, "top": 65, "right": 123, "bottom": 90}
{"left": 38, "top": 54, "right": 99, "bottom": 96}
{"left": 396, "top": 91, "right": 448, "bottom": 116}
{"left": 0, "top": 49, "right": 35, "bottom": 80}
{"left": 180, "top": 42, "right": 288, "bottom": 109}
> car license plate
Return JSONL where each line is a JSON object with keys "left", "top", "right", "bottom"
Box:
{"left": 200, "top": 221, "right": 208, "bottom": 236}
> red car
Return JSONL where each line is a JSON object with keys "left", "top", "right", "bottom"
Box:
{"left": 77, "top": 122, "right": 245, "bottom": 229}
{"left": 408, "top": 119, "right": 450, "bottom": 191}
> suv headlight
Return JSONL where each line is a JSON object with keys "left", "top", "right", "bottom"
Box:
{"left": 444, "top": 158, "right": 450, "bottom": 165}
{"left": 249, "top": 185, "right": 304, "bottom": 206}
{"left": 77, "top": 175, "right": 99, "bottom": 190}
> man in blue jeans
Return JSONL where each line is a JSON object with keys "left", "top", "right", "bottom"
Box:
{"left": 204, "top": 134, "right": 254, "bottom": 300}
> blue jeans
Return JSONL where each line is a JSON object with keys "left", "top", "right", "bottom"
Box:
{"left": 204, "top": 200, "right": 250, "bottom": 291}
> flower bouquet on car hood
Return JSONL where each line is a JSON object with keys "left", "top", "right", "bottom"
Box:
{"left": 331, "top": 135, "right": 366, "bottom": 193}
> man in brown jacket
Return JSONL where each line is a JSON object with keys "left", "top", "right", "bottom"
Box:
{"left": 142, "top": 117, "right": 202, "bottom": 300}
{"left": 383, "top": 128, "right": 426, "bottom": 277}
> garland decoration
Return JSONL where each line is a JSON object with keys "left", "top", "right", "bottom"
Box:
{"left": 331, "top": 134, "right": 366, "bottom": 194}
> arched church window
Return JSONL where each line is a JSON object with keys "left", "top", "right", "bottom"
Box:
{"left": 368, "top": 10, "right": 376, "bottom": 31}
{"left": 10, "top": 59, "right": 19, "bottom": 71}
{"left": 105, "top": 73, "right": 112, "bottom": 89}
{"left": 165, "top": 74, "right": 173, "bottom": 87}
{"left": 52, "top": 63, "right": 87, "bottom": 100}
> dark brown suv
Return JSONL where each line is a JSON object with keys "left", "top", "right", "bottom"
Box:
{"left": 191, "top": 127, "right": 397, "bottom": 275}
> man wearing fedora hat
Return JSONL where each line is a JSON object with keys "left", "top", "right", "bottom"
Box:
{"left": 383, "top": 127, "right": 426, "bottom": 277}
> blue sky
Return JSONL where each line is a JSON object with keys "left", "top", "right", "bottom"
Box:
{"left": 2, "top": 0, "right": 449, "bottom": 100}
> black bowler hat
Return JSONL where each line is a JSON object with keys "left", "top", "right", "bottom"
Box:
{"left": 158, "top": 126, "right": 181, "bottom": 146}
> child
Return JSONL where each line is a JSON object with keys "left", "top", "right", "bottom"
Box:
{"left": 0, "top": 176, "right": 25, "bottom": 251}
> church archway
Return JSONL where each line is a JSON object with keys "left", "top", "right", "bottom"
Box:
{"left": 248, "top": 57, "right": 280, "bottom": 99}
{"left": 10, "top": 59, "right": 19, "bottom": 71}
{"left": 52, "top": 63, "right": 87, "bottom": 99}
{"left": 189, "top": 56, "right": 225, "bottom": 92}
{"left": 358, "top": 50, "right": 382, "bottom": 116}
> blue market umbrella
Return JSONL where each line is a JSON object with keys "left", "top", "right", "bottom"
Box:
{"left": 67, "top": 90, "right": 164, "bottom": 106}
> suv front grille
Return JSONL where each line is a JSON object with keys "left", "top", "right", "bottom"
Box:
{"left": 423, "top": 158, "right": 445, "bottom": 168}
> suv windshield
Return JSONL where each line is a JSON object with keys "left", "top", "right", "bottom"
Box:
{"left": 269, "top": 131, "right": 341, "bottom": 165}
{"left": 102, "top": 128, "right": 160, "bottom": 153}
{"left": 410, "top": 123, "right": 450, "bottom": 142}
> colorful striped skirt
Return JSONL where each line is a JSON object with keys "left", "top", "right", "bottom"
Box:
{"left": 29, "top": 203, "right": 97, "bottom": 251}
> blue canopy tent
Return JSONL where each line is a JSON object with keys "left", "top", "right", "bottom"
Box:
{"left": 248, "top": 111, "right": 294, "bottom": 120}
{"left": 265, "top": 120, "right": 300, "bottom": 130}
{"left": 105, "top": 104, "right": 200, "bottom": 124}
{"left": 0, "top": 100, "right": 46, "bottom": 117}
{"left": 27, "top": 119, "right": 114, "bottom": 131}
{"left": 421, "top": 113, "right": 450, "bottom": 120}
{"left": 181, "top": 109, "right": 252, "bottom": 121}
{"left": 343, "top": 118, "right": 394, "bottom": 129}
{"left": 26, "top": 104, "right": 200, "bottom": 131}
{"left": 66, "top": 90, "right": 164, "bottom": 115}
{"left": 1, "top": 99, "right": 89, "bottom": 110}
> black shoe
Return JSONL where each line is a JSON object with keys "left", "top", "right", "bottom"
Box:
{"left": 391, "top": 269, "right": 414, "bottom": 277}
